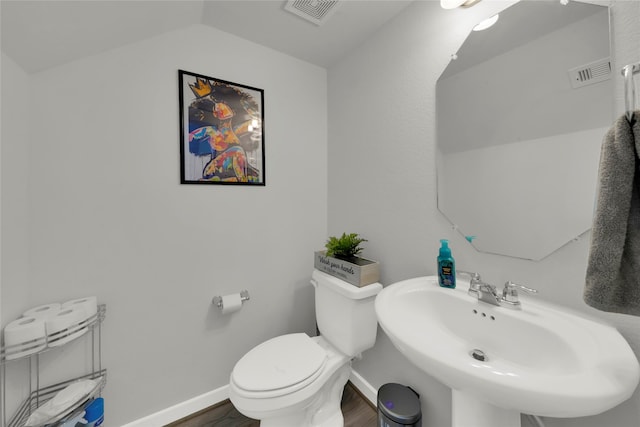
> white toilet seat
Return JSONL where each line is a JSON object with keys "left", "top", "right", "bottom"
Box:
{"left": 231, "top": 333, "right": 328, "bottom": 399}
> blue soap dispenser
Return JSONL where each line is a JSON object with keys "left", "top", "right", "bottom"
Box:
{"left": 438, "top": 239, "right": 456, "bottom": 288}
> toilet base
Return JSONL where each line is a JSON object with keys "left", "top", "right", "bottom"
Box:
{"left": 247, "top": 363, "right": 351, "bottom": 427}
{"left": 308, "top": 363, "right": 350, "bottom": 427}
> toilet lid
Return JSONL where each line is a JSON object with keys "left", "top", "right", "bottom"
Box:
{"left": 232, "top": 333, "right": 327, "bottom": 392}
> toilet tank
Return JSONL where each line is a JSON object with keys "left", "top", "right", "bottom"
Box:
{"left": 311, "top": 269, "right": 383, "bottom": 357}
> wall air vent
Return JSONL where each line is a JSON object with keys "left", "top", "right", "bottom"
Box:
{"left": 284, "top": 0, "right": 341, "bottom": 26}
{"left": 568, "top": 58, "right": 612, "bottom": 89}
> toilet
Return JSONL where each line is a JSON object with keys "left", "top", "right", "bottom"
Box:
{"left": 229, "top": 269, "right": 382, "bottom": 427}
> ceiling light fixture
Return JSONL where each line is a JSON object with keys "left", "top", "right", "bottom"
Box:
{"left": 472, "top": 14, "right": 499, "bottom": 31}
{"left": 440, "top": 0, "right": 483, "bottom": 9}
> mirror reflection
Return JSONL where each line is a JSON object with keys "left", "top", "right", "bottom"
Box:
{"left": 436, "top": 0, "right": 611, "bottom": 260}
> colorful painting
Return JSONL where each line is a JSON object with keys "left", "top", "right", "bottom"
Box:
{"left": 179, "top": 70, "right": 265, "bottom": 185}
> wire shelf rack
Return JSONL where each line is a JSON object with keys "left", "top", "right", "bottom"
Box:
{"left": 1, "top": 305, "right": 106, "bottom": 427}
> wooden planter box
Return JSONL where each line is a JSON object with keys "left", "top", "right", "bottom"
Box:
{"left": 314, "top": 251, "right": 380, "bottom": 287}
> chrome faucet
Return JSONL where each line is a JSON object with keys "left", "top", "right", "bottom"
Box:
{"left": 500, "top": 281, "right": 538, "bottom": 309}
{"left": 457, "top": 271, "right": 538, "bottom": 309}
{"left": 458, "top": 271, "right": 499, "bottom": 305}
{"left": 477, "top": 282, "right": 502, "bottom": 306}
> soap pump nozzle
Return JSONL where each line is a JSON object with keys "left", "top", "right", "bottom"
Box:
{"left": 439, "top": 239, "right": 451, "bottom": 256}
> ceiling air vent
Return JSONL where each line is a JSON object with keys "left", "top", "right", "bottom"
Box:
{"left": 568, "top": 58, "right": 612, "bottom": 89}
{"left": 284, "top": 0, "right": 341, "bottom": 26}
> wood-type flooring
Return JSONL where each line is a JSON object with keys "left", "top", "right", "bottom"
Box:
{"left": 167, "top": 381, "right": 378, "bottom": 427}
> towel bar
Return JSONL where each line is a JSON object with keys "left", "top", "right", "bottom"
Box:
{"left": 622, "top": 62, "right": 640, "bottom": 123}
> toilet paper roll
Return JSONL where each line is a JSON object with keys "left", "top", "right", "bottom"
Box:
{"left": 3, "top": 316, "right": 47, "bottom": 360}
{"left": 23, "top": 303, "right": 62, "bottom": 319}
{"left": 46, "top": 307, "right": 88, "bottom": 347}
{"left": 221, "top": 293, "right": 243, "bottom": 314}
{"left": 62, "top": 296, "right": 98, "bottom": 324}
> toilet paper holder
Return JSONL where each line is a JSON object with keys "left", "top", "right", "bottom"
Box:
{"left": 212, "top": 290, "right": 250, "bottom": 309}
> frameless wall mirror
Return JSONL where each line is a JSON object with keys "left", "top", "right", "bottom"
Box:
{"left": 436, "top": 0, "right": 611, "bottom": 261}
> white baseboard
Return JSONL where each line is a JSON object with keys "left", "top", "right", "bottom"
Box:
{"left": 120, "top": 371, "right": 377, "bottom": 426}
{"left": 120, "top": 385, "right": 228, "bottom": 427}
{"left": 349, "top": 369, "right": 377, "bottom": 406}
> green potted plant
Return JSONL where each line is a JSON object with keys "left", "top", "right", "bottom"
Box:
{"left": 325, "top": 232, "right": 367, "bottom": 261}
{"left": 314, "top": 233, "right": 380, "bottom": 287}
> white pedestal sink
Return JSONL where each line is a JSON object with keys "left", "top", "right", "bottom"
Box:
{"left": 375, "top": 276, "right": 640, "bottom": 427}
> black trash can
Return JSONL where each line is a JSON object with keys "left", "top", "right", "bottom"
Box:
{"left": 377, "top": 383, "right": 422, "bottom": 427}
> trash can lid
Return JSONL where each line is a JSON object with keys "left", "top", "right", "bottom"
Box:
{"left": 377, "top": 383, "right": 422, "bottom": 424}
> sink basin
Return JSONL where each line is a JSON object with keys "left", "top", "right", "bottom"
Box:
{"left": 375, "top": 276, "right": 639, "bottom": 422}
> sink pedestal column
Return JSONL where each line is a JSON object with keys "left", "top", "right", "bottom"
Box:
{"left": 452, "top": 390, "right": 521, "bottom": 427}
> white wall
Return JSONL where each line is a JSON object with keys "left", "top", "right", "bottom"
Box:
{"left": 0, "top": 53, "right": 30, "bottom": 325}
{"left": 1, "top": 52, "right": 32, "bottom": 415}
{"left": 2, "top": 24, "right": 327, "bottom": 425}
{"left": 328, "top": 1, "right": 640, "bottom": 427}
{"left": 612, "top": 0, "right": 640, "bottom": 119}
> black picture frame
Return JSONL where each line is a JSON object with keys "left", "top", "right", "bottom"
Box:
{"left": 178, "top": 70, "right": 265, "bottom": 185}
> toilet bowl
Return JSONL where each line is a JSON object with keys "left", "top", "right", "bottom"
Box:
{"left": 229, "top": 270, "right": 382, "bottom": 427}
{"left": 229, "top": 334, "right": 351, "bottom": 427}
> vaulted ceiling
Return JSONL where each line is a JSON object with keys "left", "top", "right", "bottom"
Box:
{"left": 1, "top": 0, "right": 414, "bottom": 73}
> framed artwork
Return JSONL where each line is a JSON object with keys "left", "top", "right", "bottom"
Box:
{"left": 179, "top": 70, "right": 265, "bottom": 185}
